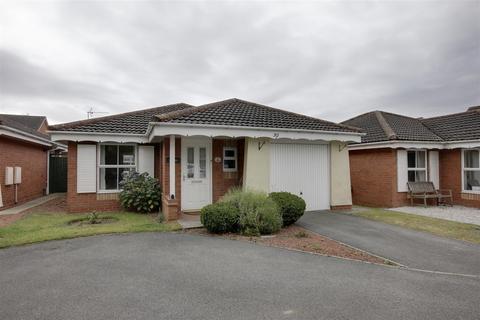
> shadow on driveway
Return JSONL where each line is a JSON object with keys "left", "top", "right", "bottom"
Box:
{"left": 298, "top": 211, "right": 480, "bottom": 275}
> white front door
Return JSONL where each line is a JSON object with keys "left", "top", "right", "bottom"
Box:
{"left": 181, "top": 137, "right": 212, "bottom": 211}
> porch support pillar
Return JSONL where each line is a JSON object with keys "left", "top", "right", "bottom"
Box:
{"left": 169, "top": 135, "right": 176, "bottom": 199}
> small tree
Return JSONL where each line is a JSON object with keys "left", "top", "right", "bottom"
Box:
{"left": 119, "top": 171, "right": 161, "bottom": 213}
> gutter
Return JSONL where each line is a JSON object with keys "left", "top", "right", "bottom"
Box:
{"left": 0, "top": 125, "right": 54, "bottom": 147}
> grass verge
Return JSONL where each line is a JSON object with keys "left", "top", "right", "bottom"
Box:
{"left": 352, "top": 208, "right": 480, "bottom": 244}
{"left": 0, "top": 212, "right": 181, "bottom": 248}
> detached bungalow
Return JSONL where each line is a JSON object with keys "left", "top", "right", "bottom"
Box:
{"left": 342, "top": 106, "right": 480, "bottom": 208}
{"left": 49, "top": 99, "right": 362, "bottom": 219}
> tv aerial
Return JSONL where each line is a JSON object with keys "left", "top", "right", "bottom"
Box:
{"left": 87, "top": 107, "right": 108, "bottom": 119}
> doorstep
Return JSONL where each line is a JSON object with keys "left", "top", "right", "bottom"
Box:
{"left": 178, "top": 212, "right": 203, "bottom": 229}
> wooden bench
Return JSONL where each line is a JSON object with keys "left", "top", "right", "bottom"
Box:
{"left": 407, "top": 182, "right": 453, "bottom": 207}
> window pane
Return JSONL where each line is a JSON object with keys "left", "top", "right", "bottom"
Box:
{"left": 101, "top": 145, "right": 117, "bottom": 165}
{"left": 464, "top": 150, "right": 479, "bottom": 169}
{"left": 416, "top": 151, "right": 426, "bottom": 168}
{"left": 464, "top": 171, "right": 480, "bottom": 191}
{"left": 199, "top": 147, "right": 206, "bottom": 179}
{"left": 187, "top": 147, "right": 194, "bottom": 178}
{"left": 408, "top": 170, "right": 416, "bottom": 182}
{"left": 407, "top": 151, "right": 416, "bottom": 168}
{"left": 415, "top": 170, "right": 426, "bottom": 182}
{"left": 100, "top": 168, "right": 118, "bottom": 190}
{"left": 119, "top": 145, "right": 135, "bottom": 165}
{"left": 224, "top": 159, "right": 236, "bottom": 169}
{"left": 224, "top": 149, "right": 235, "bottom": 158}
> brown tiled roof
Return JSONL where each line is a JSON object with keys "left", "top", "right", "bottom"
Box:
{"left": 49, "top": 103, "right": 193, "bottom": 134}
{"left": 157, "top": 98, "right": 361, "bottom": 133}
{"left": 50, "top": 99, "right": 361, "bottom": 134}
{"left": 0, "top": 114, "right": 50, "bottom": 140}
{"left": 421, "top": 107, "right": 480, "bottom": 141}
{"left": 342, "top": 111, "right": 443, "bottom": 143}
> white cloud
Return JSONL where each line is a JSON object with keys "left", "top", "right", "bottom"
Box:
{"left": 0, "top": 0, "right": 478, "bottom": 124}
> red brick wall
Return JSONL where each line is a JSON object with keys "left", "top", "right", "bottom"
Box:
{"left": 66, "top": 142, "right": 120, "bottom": 213}
{"left": 440, "top": 149, "right": 480, "bottom": 208}
{"left": 0, "top": 137, "right": 48, "bottom": 210}
{"left": 349, "top": 148, "right": 409, "bottom": 207}
{"left": 212, "top": 138, "right": 244, "bottom": 202}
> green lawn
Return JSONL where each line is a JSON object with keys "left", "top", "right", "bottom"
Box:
{"left": 0, "top": 212, "right": 181, "bottom": 249}
{"left": 352, "top": 208, "right": 480, "bottom": 244}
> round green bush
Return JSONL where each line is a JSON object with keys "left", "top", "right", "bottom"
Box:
{"left": 119, "top": 171, "right": 161, "bottom": 213}
{"left": 221, "top": 188, "right": 282, "bottom": 235}
{"left": 269, "top": 192, "right": 306, "bottom": 226}
{"left": 200, "top": 202, "right": 240, "bottom": 234}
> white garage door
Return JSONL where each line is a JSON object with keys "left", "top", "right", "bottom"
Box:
{"left": 270, "top": 143, "right": 330, "bottom": 211}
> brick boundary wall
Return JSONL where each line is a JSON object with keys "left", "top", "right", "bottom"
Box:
{"left": 0, "top": 137, "right": 48, "bottom": 210}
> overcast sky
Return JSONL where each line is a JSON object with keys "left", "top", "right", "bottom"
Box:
{"left": 0, "top": 1, "right": 479, "bottom": 124}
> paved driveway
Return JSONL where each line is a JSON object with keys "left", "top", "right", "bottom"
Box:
{"left": 298, "top": 211, "right": 480, "bottom": 275}
{"left": 0, "top": 233, "right": 479, "bottom": 320}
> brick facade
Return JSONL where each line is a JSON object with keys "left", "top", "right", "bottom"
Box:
{"left": 0, "top": 137, "right": 48, "bottom": 210}
{"left": 349, "top": 148, "right": 409, "bottom": 208}
{"left": 212, "top": 139, "right": 244, "bottom": 202}
{"left": 66, "top": 142, "right": 121, "bottom": 212}
{"left": 439, "top": 149, "right": 480, "bottom": 208}
{"left": 350, "top": 147, "right": 480, "bottom": 208}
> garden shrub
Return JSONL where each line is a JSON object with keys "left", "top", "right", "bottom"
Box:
{"left": 200, "top": 202, "right": 240, "bottom": 234}
{"left": 119, "top": 171, "right": 161, "bottom": 213}
{"left": 221, "top": 188, "right": 282, "bottom": 235}
{"left": 269, "top": 192, "right": 306, "bottom": 226}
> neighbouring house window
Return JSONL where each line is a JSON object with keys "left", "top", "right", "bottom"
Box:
{"left": 99, "top": 144, "right": 136, "bottom": 191}
{"left": 463, "top": 149, "right": 480, "bottom": 192}
{"left": 407, "top": 150, "right": 426, "bottom": 182}
{"left": 223, "top": 147, "right": 237, "bottom": 172}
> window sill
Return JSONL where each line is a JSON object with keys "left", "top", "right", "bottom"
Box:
{"left": 461, "top": 190, "right": 480, "bottom": 195}
{"left": 97, "top": 190, "right": 121, "bottom": 194}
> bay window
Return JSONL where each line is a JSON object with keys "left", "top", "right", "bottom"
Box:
{"left": 407, "top": 150, "right": 426, "bottom": 182}
{"left": 99, "top": 144, "right": 136, "bottom": 191}
{"left": 463, "top": 149, "right": 480, "bottom": 192}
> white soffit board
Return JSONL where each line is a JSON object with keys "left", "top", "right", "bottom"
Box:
{"left": 77, "top": 144, "right": 97, "bottom": 193}
{"left": 138, "top": 145, "right": 155, "bottom": 177}
{"left": 397, "top": 149, "right": 408, "bottom": 192}
{"left": 270, "top": 143, "right": 330, "bottom": 210}
{"left": 429, "top": 150, "right": 440, "bottom": 189}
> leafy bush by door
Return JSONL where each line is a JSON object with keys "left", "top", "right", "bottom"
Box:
{"left": 119, "top": 171, "right": 161, "bottom": 213}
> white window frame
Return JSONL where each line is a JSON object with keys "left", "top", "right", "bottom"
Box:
{"left": 407, "top": 150, "right": 427, "bottom": 183}
{"left": 461, "top": 148, "right": 480, "bottom": 194}
{"left": 223, "top": 147, "right": 237, "bottom": 172}
{"left": 97, "top": 143, "right": 138, "bottom": 193}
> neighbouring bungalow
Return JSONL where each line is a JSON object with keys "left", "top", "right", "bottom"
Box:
{"left": 48, "top": 98, "right": 363, "bottom": 220}
{"left": 342, "top": 106, "right": 480, "bottom": 208}
{"left": 0, "top": 114, "right": 64, "bottom": 210}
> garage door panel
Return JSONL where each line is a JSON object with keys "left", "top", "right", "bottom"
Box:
{"left": 270, "top": 143, "right": 330, "bottom": 211}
